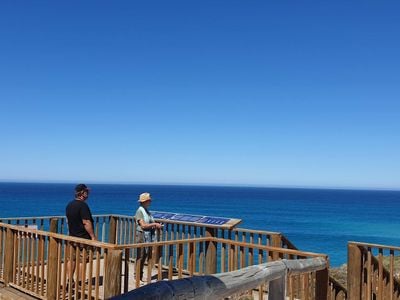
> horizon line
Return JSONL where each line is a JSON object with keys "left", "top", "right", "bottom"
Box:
{"left": 0, "top": 179, "right": 399, "bottom": 192}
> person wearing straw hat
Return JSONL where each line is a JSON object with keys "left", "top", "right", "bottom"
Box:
{"left": 134, "top": 192, "right": 162, "bottom": 283}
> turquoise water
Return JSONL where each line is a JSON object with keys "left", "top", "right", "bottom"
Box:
{"left": 1, "top": 182, "right": 399, "bottom": 266}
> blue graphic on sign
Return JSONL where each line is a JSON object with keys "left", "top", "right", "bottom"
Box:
{"left": 170, "top": 214, "right": 202, "bottom": 222}
{"left": 198, "top": 217, "right": 229, "bottom": 225}
{"left": 152, "top": 212, "right": 176, "bottom": 219}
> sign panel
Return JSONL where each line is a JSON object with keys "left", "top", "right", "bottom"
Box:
{"left": 152, "top": 211, "right": 240, "bottom": 229}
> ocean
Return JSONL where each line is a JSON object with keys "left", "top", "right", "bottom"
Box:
{"left": 0, "top": 182, "right": 399, "bottom": 267}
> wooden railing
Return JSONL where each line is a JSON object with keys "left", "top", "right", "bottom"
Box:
{"left": 0, "top": 214, "right": 302, "bottom": 251}
{"left": 0, "top": 215, "right": 113, "bottom": 244}
{"left": 0, "top": 220, "right": 333, "bottom": 299}
{"left": 0, "top": 220, "right": 121, "bottom": 299}
{"left": 348, "top": 241, "right": 400, "bottom": 300}
{"left": 0, "top": 214, "right": 347, "bottom": 299}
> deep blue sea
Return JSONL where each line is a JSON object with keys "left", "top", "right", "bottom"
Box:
{"left": 1, "top": 182, "right": 399, "bottom": 267}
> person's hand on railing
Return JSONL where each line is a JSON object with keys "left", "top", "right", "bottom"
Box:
{"left": 152, "top": 222, "right": 163, "bottom": 230}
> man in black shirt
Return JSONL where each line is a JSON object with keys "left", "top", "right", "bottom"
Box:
{"left": 65, "top": 184, "right": 96, "bottom": 287}
{"left": 66, "top": 184, "right": 96, "bottom": 240}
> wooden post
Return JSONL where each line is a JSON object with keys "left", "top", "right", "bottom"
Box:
{"left": 269, "top": 275, "right": 286, "bottom": 300}
{"left": 104, "top": 249, "right": 123, "bottom": 299}
{"left": 47, "top": 234, "right": 59, "bottom": 299}
{"left": 348, "top": 243, "right": 363, "bottom": 300}
{"left": 4, "top": 228, "right": 15, "bottom": 285}
{"left": 49, "top": 218, "right": 58, "bottom": 233}
{"left": 205, "top": 227, "right": 217, "bottom": 274}
{"left": 315, "top": 267, "right": 329, "bottom": 300}
{"left": 270, "top": 234, "right": 282, "bottom": 260}
{"left": 109, "top": 216, "right": 117, "bottom": 244}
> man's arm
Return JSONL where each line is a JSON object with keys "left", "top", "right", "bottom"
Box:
{"left": 82, "top": 219, "right": 96, "bottom": 240}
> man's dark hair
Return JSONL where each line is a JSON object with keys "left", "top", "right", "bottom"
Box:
{"left": 75, "top": 184, "right": 89, "bottom": 194}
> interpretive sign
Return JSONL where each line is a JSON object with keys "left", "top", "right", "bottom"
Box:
{"left": 152, "top": 211, "right": 241, "bottom": 229}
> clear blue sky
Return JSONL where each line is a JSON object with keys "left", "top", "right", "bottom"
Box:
{"left": 0, "top": 1, "right": 399, "bottom": 189}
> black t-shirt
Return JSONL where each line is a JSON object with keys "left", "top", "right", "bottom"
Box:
{"left": 66, "top": 199, "right": 94, "bottom": 239}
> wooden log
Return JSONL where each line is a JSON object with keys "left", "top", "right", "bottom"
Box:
{"left": 104, "top": 249, "right": 123, "bottom": 299}
{"left": 114, "top": 257, "right": 327, "bottom": 300}
{"left": 348, "top": 243, "right": 363, "bottom": 300}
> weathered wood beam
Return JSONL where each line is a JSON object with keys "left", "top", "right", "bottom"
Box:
{"left": 113, "top": 257, "right": 327, "bottom": 300}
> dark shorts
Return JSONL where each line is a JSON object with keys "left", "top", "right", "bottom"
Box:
{"left": 68, "top": 242, "right": 93, "bottom": 263}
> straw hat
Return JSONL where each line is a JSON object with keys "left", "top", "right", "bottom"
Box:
{"left": 138, "top": 192, "right": 152, "bottom": 203}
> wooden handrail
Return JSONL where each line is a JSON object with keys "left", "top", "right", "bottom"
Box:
{"left": 232, "top": 227, "right": 281, "bottom": 235}
{"left": 0, "top": 222, "right": 114, "bottom": 248}
{"left": 214, "top": 237, "right": 326, "bottom": 258}
{"left": 349, "top": 241, "right": 400, "bottom": 252}
{"left": 113, "top": 257, "right": 328, "bottom": 300}
{"left": 111, "top": 235, "right": 327, "bottom": 259}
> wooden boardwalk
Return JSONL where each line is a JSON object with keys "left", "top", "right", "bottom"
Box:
{"left": 0, "top": 282, "right": 38, "bottom": 300}
{"left": 0, "top": 260, "right": 194, "bottom": 300}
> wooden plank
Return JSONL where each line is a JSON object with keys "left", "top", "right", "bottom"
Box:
{"left": 88, "top": 248, "right": 94, "bottom": 299}
{"left": 315, "top": 268, "right": 328, "bottom": 300}
{"left": 81, "top": 246, "right": 87, "bottom": 296}
{"left": 56, "top": 240, "right": 62, "bottom": 299}
{"left": 35, "top": 236, "right": 41, "bottom": 294}
{"left": 109, "top": 216, "right": 117, "bottom": 244}
{"left": 379, "top": 248, "right": 383, "bottom": 300}
{"left": 147, "top": 246, "right": 154, "bottom": 283}
{"left": 49, "top": 218, "right": 58, "bottom": 234}
{"left": 168, "top": 244, "right": 173, "bottom": 280}
{"left": 74, "top": 245, "right": 79, "bottom": 300}
{"left": 14, "top": 231, "right": 19, "bottom": 284}
{"left": 47, "top": 235, "right": 58, "bottom": 300}
{"left": 199, "top": 229, "right": 204, "bottom": 274}
{"left": 178, "top": 244, "right": 183, "bottom": 279}
{"left": 205, "top": 227, "right": 217, "bottom": 274}
{"left": 27, "top": 235, "right": 33, "bottom": 291}
{"left": 95, "top": 247, "right": 100, "bottom": 299}
{"left": 4, "top": 228, "right": 14, "bottom": 285}
{"left": 189, "top": 241, "right": 195, "bottom": 275}
{"left": 22, "top": 233, "right": 27, "bottom": 289}
{"left": 0, "top": 228, "right": 3, "bottom": 277}
{"left": 367, "top": 249, "right": 371, "bottom": 300}
{"left": 104, "top": 249, "right": 123, "bottom": 299}
{"left": 249, "top": 233, "right": 254, "bottom": 266}
{"left": 347, "top": 243, "right": 363, "bottom": 300}
{"left": 61, "top": 242, "right": 67, "bottom": 300}
{"left": 270, "top": 233, "right": 282, "bottom": 260}
{"left": 269, "top": 276, "right": 285, "bottom": 300}
{"left": 39, "top": 236, "right": 45, "bottom": 296}
{"left": 124, "top": 248, "right": 130, "bottom": 292}
{"left": 390, "top": 250, "right": 394, "bottom": 300}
